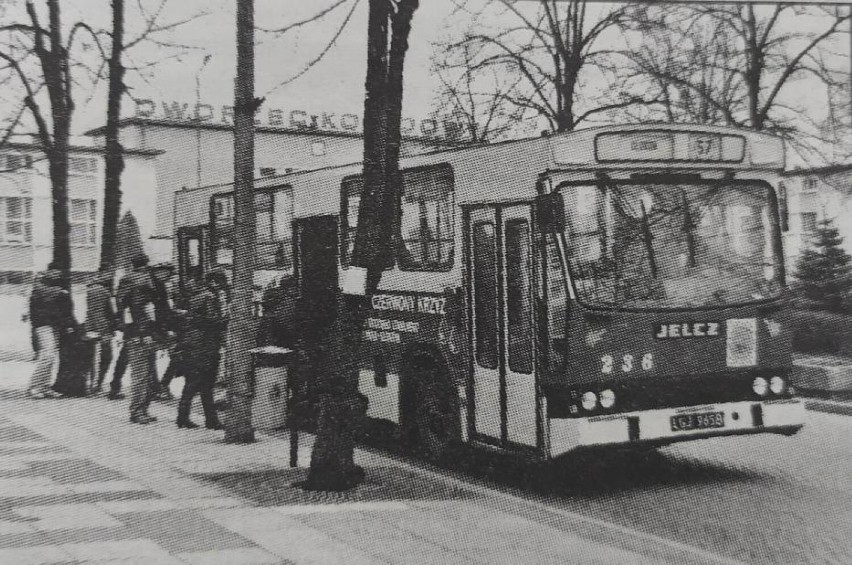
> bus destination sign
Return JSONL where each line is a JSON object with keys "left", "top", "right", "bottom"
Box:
{"left": 595, "top": 131, "right": 745, "bottom": 163}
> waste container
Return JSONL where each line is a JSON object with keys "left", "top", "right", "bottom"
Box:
{"left": 249, "top": 346, "right": 294, "bottom": 430}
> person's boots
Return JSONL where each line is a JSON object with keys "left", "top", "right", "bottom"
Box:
{"left": 200, "top": 387, "right": 223, "bottom": 429}
{"left": 176, "top": 399, "right": 198, "bottom": 429}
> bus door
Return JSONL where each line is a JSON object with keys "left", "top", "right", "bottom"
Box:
{"left": 295, "top": 215, "right": 339, "bottom": 335}
{"left": 467, "top": 205, "right": 538, "bottom": 448}
{"left": 176, "top": 225, "right": 208, "bottom": 291}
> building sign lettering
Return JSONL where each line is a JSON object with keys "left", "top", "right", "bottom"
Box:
{"left": 135, "top": 99, "right": 465, "bottom": 140}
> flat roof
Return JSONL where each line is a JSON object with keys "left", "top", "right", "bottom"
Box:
{"left": 784, "top": 163, "right": 852, "bottom": 176}
{"left": 84, "top": 117, "right": 458, "bottom": 146}
{"left": 4, "top": 141, "right": 163, "bottom": 157}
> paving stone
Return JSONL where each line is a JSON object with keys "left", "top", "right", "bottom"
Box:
{"left": 68, "top": 480, "right": 150, "bottom": 494}
{"left": 0, "top": 543, "right": 71, "bottom": 564}
{"left": 118, "top": 510, "right": 256, "bottom": 554}
{"left": 13, "top": 503, "right": 124, "bottom": 531}
{"left": 176, "top": 546, "right": 285, "bottom": 565}
{"left": 96, "top": 499, "right": 181, "bottom": 515}
{"left": 60, "top": 538, "right": 175, "bottom": 562}
{"left": 0, "top": 427, "right": 48, "bottom": 442}
{"left": 27, "top": 459, "right": 126, "bottom": 484}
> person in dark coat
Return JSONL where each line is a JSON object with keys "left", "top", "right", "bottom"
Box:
{"left": 116, "top": 253, "right": 159, "bottom": 424}
{"left": 86, "top": 269, "right": 117, "bottom": 393}
{"left": 257, "top": 277, "right": 299, "bottom": 348}
{"left": 149, "top": 262, "right": 179, "bottom": 400}
{"left": 27, "top": 269, "right": 76, "bottom": 398}
{"left": 176, "top": 274, "right": 226, "bottom": 429}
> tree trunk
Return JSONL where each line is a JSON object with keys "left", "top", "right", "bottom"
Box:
{"left": 100, "top": 0, "right": 126, "bottom": 269}
{"left": 306, "top": 0, "right": 418, "bottom": 492}
{"left": 223, "top": 0, "right": 257, "bottom": 444}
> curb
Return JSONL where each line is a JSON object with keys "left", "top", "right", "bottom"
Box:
{"left": 805, "top": 398, "right": 852, "bottom": 417}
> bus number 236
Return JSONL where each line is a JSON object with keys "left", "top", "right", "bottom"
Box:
{"left": 601, "top": 353, "right": 653, "bottom": 374}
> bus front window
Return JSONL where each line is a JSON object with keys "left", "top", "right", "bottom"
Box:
{"left": 559, "top": 180, "right": 783, "bottom": 310}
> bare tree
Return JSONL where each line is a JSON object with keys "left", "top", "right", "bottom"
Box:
{"left": 431, "top": 37, "right": 531, "bottom": 143}
{"left": 440, "top": 0, "right": 650, "bottom": 135}
{"left": 306, "top": 0, "right": 419, "bottom": 492}
{"left": 0, "top": 1, "right": 100, "bottom": 286}
{"left": 618, "top": 3, "right": 851, "bottom": 163}
{"left": 100, "top": 1, "right": 208, "bottom": 269}
{"left": 222, "top": 0, "right": 260, "bottom": 445}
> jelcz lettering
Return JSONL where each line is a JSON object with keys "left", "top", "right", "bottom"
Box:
{"left": 655, "top": 322, "right": 722, "bottom": 339}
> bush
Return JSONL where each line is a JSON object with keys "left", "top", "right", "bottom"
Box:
{"left": 790, "top": 307, "right": 852, "bottom": 355}
{"left": 793, "top": 217, "right": 852, "bottom": 313}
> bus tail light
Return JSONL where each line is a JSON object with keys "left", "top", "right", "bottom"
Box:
{"left": 752, "top": 376, "right": 768, "bottom": 397}
{"left": 581, "top": 391, "right": 597, "bottom": 411}
{"left": 599, "top": 389, "right": 616, "bottom": 409}
{"left": 769, "top": 376, "right": 786, "bottom": 395}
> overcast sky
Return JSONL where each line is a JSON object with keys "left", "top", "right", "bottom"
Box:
{"left": 0, "top": 0, "right": 848, "bottom": 156}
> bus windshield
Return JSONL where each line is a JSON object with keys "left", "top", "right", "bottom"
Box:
{"left": 558, "top": 180, "right": 783, "bottom": 310}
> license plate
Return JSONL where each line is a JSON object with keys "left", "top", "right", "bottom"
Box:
{"left": 670, "top": 411, "right": 725, "bottom": 432}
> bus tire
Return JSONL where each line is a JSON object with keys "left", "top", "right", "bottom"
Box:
{"left": 408, "top": 357, "right": 460, "bottom": 462}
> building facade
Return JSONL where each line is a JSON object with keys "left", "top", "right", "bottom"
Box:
{"left": 781, "top": 164, "right": 852, "bottom": 276}
{"left": 0, "top": 143, "right": 161, "bottom": 281}
{"left": 85, "top": 118, "right": 449, "bottom": 240}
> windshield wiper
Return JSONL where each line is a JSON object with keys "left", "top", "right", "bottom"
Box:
{"left": 680, "top": 189, "right": 697, "bottom": 267}
{"left": 639, "top": 199, "right": 658, "bottom": 278}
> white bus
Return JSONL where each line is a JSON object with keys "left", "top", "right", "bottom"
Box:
{"left": 174, "top": 123, "right": 805, "bottom": 461}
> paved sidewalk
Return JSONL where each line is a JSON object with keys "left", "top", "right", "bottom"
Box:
{"left": 0, "top": 361, "right": 743, "bottom": 564}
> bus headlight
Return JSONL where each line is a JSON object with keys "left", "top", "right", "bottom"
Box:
{"left": 769, "top": 376, "right": 785, "bottom": 395}
{"left": 752, "top": 376, "right": 768, "bottom": 397}
{"left": 599, "top": 389, "right": 616, "bottom": 409}
{"left": 581, "top": 391, "right": 597, "bottom": 411}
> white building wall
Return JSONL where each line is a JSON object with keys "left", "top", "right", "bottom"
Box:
{"left": 0, "top": 146, "right": 160, "bottom": 278}
{"left": 783, "top": 168, "right": 852, "bottom": 277}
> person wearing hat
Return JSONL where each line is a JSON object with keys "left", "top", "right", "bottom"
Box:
{"left": 176, "top": 273, "right": 225, "bottom": 429}
{"left": 116, "top": 253, "right": 159, "bottom": 424}
{"left": 27, "top": 269, "right": 76, "bottom": 399}
{"left": 86, "top": 267, "right": 118, "bottom": 394}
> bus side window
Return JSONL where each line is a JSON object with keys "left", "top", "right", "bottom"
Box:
{"left": 399, "top": 166, "right": 455, "bottom": 271}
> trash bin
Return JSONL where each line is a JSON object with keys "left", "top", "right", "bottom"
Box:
{"left": 250, "top": 346, "right": 294, "bottom": 430}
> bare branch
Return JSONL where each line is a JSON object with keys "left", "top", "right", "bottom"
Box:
{"left": 261, "top": 0, "right": 361, "bottom": 96}
{"left": 256, "top": 0, "right": 350, "bottom": 34}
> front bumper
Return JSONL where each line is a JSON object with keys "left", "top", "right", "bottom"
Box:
{"left": 548, "top": 398, "right": 805, "bottom": 457}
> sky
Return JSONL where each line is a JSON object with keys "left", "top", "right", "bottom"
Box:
{"left": 67, "top": 0, "right": 461, "bottom": 135}
{"left": 0, "top": 0, "right": 849, "bottom": 165}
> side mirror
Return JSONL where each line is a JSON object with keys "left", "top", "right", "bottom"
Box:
{"left": 534, "top": 193, "right": 564, "bottom": 233}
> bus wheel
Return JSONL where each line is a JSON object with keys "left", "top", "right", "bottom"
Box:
{"left": 413, "top": 364, "right": 459, "bottom": 462}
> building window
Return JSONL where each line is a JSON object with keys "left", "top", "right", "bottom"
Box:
{"left": 70, "top": 199, "right": 97, "bottom": 246}
{"left": 69, "top": 156, "right": 98, "bottom": 175}
{"left": 0, "top": 196, "right": 32, "bottom": 244}
{"left": 259, "top": 167, "right": 276, "bottom": 178}
{"left": 340, "top": 165, "right": 455, "bottom": 271}
{"left": 801, "top": 212, "right": 818, "bottom": 234}
{"left": 0, "top": 153, "right": 33, "bottom": 172}
{"left": 802, "top": 177, "right": 818, "bottom": 194}
{"left": 778, "top": 182, "right": 788, "bottom": 232}
{"left": 310, "top": 141, "right": 326, "bottom": 156}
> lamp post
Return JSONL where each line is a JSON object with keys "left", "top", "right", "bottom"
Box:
{"left": 195, "top": 54, "right": 212, "bottom": 188}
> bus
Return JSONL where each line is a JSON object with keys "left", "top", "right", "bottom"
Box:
{"left": 174, "top": 123, "right": 805, "bottom": 461}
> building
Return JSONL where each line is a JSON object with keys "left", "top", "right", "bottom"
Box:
{"left": 84, "top": 117, "right": 451, "bottom": 241}
{"left": 0, "top": 143, "right": 161, "bottom": 282}
{"left": 781, "top": 164, "right": 852, "bottom": 275}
